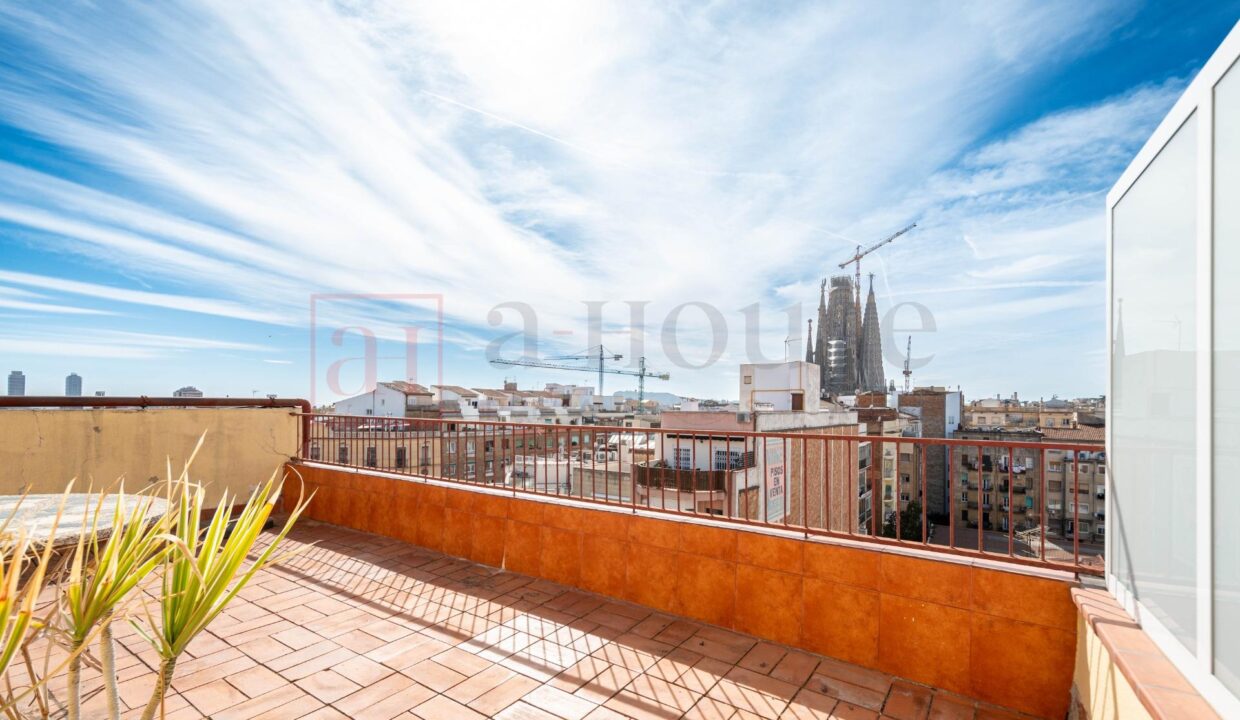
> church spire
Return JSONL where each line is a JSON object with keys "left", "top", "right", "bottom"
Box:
{"left": 858, "top": 273, "right": 885, "bottom": 392}
{"left": 805, "top": 318, "right": 814, "bottom": 363}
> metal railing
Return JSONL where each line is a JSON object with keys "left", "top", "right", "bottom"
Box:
{"left": 300, "top": 412, "right": 1105, "bottom": 575}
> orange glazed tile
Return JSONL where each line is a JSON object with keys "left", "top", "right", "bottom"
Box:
{"left": 679, "top": 523, "right": 738, "bottom": 562}
{"left": 441, "top": 507, "right": 473, "bottom": 558}
{"left": 393, "top": 494, "right": 420, "bottom": 544}
{"left": 584, "top": 509, "right": 631, "bottom": 541}
{"left": 338, "top": 492, "right": 365, "bottom": 531}
{"left": 543, "top": 503, "right": 585, "bottom": 532}
{"left": 737, "top": 533, "right": 804, "bottom": 574}
{"left": 968, "top": 613, "right": 1073, "bottom": 719}
{"left": 470, "top": 513, "right": 508, "bottom": 567}
{"left": 801, "top": 578, "right": 879, "bottom": 668}
{"left": 393, "top": 478, "right": 417, "bottom": 501}
{"left": 879, "top": 554, "right": 970, "bottom": 609}
{"left": 629, "top": 515, "right": 680, "bottom": 550}
{"left": 415, "top": 502, "right": 445, "bottom": 551}
{"left": 624, "top": 544, "right": 678, "bottom": 613}
{"left": 802, "top": 543, "right": 880, "bottom": 590}
{"left": 970, "top": 567, "right": 1074, "bottom": 632}
{"left": 877, "top": 595, "right": 971, "bottom": 696}
{"left": 673, "top": 553, "right": 736, "bottom": 628}
{"left": 471, "top": 491, "right": 511, "bottom": 519}
{"left": 421, "top": 483, "right": 447, "bottom": 506}
{"left": 445, "top": 485, "right": 473, "bottom": 510}
{"left": 373, "top": 500, "right": 398, "bottom": 539}
{"left": 579, "top": 534, "right": 628, "bottom": 598}
{"left": 540, "top": 525, "right": 584, "bottom": 586}
{"left": 733, "top": 564, "right": 802, "bottom": 646}
{"left": 508, "top": 498, "right": 544, "bottom": 525}
{"left": 504, "top": 519, "right": 542, "bottom": 575}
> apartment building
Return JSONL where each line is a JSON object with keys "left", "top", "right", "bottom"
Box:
{"left": 1041, "top": 426, "right": 1105, "bottom": 542}
{"left": 639, "top": 361, "right": 864, "bottom": 531}
{"left": 964, "top": 395, "right": 1035, "bottom": 428}
{"left": 333, "top": 381, "right": 435, "bottom": 418}
{"left": 954, "top": 428, "right": 1042, "bottom": 533}
{"left": 896, "top": 387, "right": 962, "bottom": 516}
{"left": 857, "top": 405, "right": 923, "bottom": 523}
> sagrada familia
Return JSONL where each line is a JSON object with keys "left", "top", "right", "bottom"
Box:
{"left": 805, "top": 275, "right": 886, "bottom": 396}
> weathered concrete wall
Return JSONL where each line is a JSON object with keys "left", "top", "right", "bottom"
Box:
{"left": 0, "top": 408, "right": 299, "bottom": 506}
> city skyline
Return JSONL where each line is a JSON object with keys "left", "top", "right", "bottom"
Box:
{"left": 1, "top": 2, "right": 1237, "bottom": 402}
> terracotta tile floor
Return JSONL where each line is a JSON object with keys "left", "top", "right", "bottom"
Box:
{"left": 58, "top": 521, "right": 1038, "bottom": 719}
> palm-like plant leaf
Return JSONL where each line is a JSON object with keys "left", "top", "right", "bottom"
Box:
{"left": 139, "top": 456, "right": 310, "bottom": 720}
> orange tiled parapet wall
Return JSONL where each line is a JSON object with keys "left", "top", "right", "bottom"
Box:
{"left": 283, "top": 463, "right": 1077, "bottom": 719}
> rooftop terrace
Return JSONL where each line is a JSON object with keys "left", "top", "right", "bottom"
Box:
{"left": 0, "top": 398, "right": 1219, "bottom": 719}
{"left": 73, "top": 521, "right": 1036, "bottom": 720}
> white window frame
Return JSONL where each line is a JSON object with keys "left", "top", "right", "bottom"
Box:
{"left": 1106, "top": 23, "right": 1240, "bottom": 717}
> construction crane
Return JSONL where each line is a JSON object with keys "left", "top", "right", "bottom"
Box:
{"left": 838, "top": 223, "right": 916, "bottom": 388}
{"left": 491, "top": 345, "right": 670, "bottom": 411}
{"left": 902, "top": 335, "right": 913, "bottom": 393}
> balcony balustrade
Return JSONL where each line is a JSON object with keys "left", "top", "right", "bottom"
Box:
{"left": 0, "top": 396, "right": 1129, "bottom": 720}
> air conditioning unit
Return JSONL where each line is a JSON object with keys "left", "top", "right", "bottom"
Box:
{"left": 736, "top": 412, "right": 751, "bottom": 423}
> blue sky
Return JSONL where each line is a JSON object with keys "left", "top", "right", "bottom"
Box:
{"left": 0, "top": 1, "right": 1236, "bottom": 403}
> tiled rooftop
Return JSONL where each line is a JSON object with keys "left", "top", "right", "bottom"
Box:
{"left": 58, "top": 521, "right": 1038, "bottom": 719}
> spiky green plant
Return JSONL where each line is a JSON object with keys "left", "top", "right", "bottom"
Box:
{"left": 0, "top": 488, "right": 70, "bottom": 703}
{"left": 135, "top": 466, "right": 309, "bottom": 720}
{"left": 62, "top": 487, "right": 171, "bottom": 720}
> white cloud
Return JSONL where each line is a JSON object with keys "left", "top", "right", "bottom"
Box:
{"left": 0, "top": 0, "right": 1160, "bottom": 397}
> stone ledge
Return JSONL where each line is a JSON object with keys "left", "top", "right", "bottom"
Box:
{"left": 1072, "top": 587, "right": 1219, "bottom": 719}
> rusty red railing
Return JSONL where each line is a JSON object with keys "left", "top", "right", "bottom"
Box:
{"left": 300, "top": 412, "right": 1105, "bottom": 575}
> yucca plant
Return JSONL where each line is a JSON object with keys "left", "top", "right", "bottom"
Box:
{"left": 0, "top": 488, "right": 71, "bottom": 710}
{"left": 135, "top": 465, "right": 309, "bottom": 720}
{"left": 62, "top": 486, "right": 171, "bottom": 720}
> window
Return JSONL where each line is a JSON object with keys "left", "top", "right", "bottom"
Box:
{"left": 713, "top": 450, "right": 747, "bottom": 470}
{"left": 446, "top": 463, "right": 457, "bottom": 477}
{"left": 1112, "top": 104, "right": 1199, "bottom": 657}
{"left": 338, "top": 444, "right": 349, "bottom": 464}
{"left": 467, "top": 441, "right": 476, "bottom": 454}
{"left": 465, "top": 462, "right": 476, "bottom": 479}
{"left": 309, "top": 443, "right": 321, "bottom": 461}
{"left": 395, "top": 447, "right": 407, "bottom": 469}
{"left": 673, "top": 448, "right": 693, "bottom": 470}
{"left": 485, "top": 460, "right": 494, "bottom": 475}
{"left": 447, "top": 440, "right": 457, "bottom": 454}
{"left": 365, "top": 446, "right": 377, "bottom": 467}
{"left": 1217, "top": 47, "right": 1240, "bottom": 704}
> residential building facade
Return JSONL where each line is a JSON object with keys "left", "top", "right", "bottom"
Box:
{"left": 896, "top": 387, "right": 962, "bottom": 516}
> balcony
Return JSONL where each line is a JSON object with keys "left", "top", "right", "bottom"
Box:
{"left": 0, "top": 398, "right": 1193, "bottom": 720}
{"left": 633, "top": 463, "right": 729, "bottom": 492}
